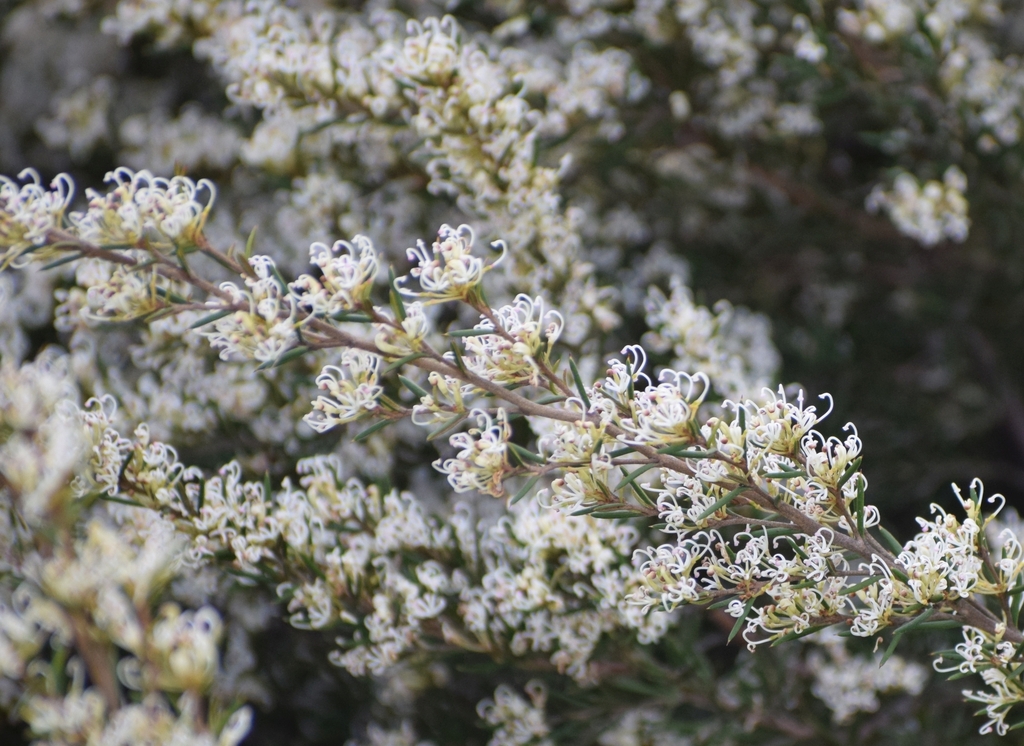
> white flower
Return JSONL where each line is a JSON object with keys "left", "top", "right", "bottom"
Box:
{"left": 304, "top": 235, "right": 379, "bottom": 314}
{"left": 202, "top": 255, "right": 298, "bottom": 363}
{"left": 435, "top": 409, "right": 513, "bottom": 497}
{"left": 305, "top": 349, "right": 383, "bottom": 433}
{"left": 477, "top": 681, "right": 552, "bottom": 746}
{"left": 463, "top": 295, "right": 564, "bottom": 387}
{"left": 69, "top": 167, "right": 216, "bottom": 248}
{"left": 866, "top": 166, "right": 970, "bottom": 247}
{"left": 400, "top": 224, "right": 504, "bottom": 304}
{"left": 0, "top": 169, "right": 74, "bottom": 262}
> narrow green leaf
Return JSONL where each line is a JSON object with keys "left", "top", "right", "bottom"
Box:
{"left": 658, "top": 445, "right": 718, "bottom": 459}
{"left": 353, "top": 419, "right": 392, "bottom": 442}
{"left": 728, "top": 597, "right": 757, "bottom": 644}
{"left": 245, "top": 225, "right": 258, "bottom": 258}
{"left": 41, "top": 252, "right": 82, "bottom": 270}
{"left": 427, "top": 415, "right": 467, "bottom": 442}
{"left": 840, "top": 576, "right": 883, "bottom": 595}
{"left": 772, "top": 624, "right": 830, "bottom": 646}
{"left": 298, "top": 551, "right": 326, "bottom": 579}
{"left": 270, "top": 264, "right": 289, "bottom": 294}
{"left": 628, "top": 480, "right": 657, "bottom": 508}
{"left": 855, "top": 477, "right": 866, "bottom": 535}
{"left": 695, "top": 486, "right": 746, "bottom": 521}
{"left": 508, "top": 443, "right": 546, "bottom": 465}
{"left": 615, "top": 463, "right": 658, "bottom": 492}
{"left": 878, "top": 526, "right": 904, "bottom": 555}
{"left": 510, "top": 475, "right": 540, "bottom": 505}
{"left": 271, "top": 345, "right": 309, "bottom": 368}
{"left": 590, "top": 509, "right": 645, "bottom": 519}
{"left": 378, "top": 394, "right": 404, "bottom": 412}
{"left": 189, "top": 309, "right": 233, "bottom": 329}
{"left": 789, "top": 579, "right": 819, "bottom": 590}
{"left": 836, "top": 456, "right": 863, "bottom": 491}
{"left": 388, "top": 267, "right": 406, "bottom": 321}
{"left": 225, "top": 567, "right": 263, "bottom": 583}
{"left": 763, "top": 469, "right": 806, "bottom": 479}
{"left": 781, "top": 535, "right": 809, "bottom": 560}
{"left": 176, "top": 244, "right": 193, "bottom": 275}
{"left": 204, "top": 247, "right": 239, "bottom": 273}
{"left": 881, "top": 608, "right": 937, "bottom": 666}
{"left": 144, "top": 307, "right": 179, "bottom": 322}
{"left": 383, "top": 352, "right": 426, "bottom": 374}
{"left": 625, "top": 354, "right": 635, "bottom": 400}
{"left": 890, "top": 566, "right": 910, "bottom": 583}
{"left": 571, "top": 504, "right": 609, "bottom": 516}
{"left": 330, "top": 310, "right": 372, "bottom": 323}
{"left": 78, "top": 491, "right": 106, "bottom": 509}
{"left": 447, "top": 328, "right": 494, "bottom": 337}
{"left": 399, "top": 375, "right": 429, "bottom": 399}
{"left": 98, "top": 494, "right": 145, "bottom": 508}
{"left": 153, "top": 286, "right": 190, "bottom": 304}
{"left": 892, "top": 609, "right": 937, "bottom": 638}
{"left": 448, "top": 341, "right": 467, "bottom": 376}
{"left": 1004, "top": 581, "right": 1024, "bottom": 596}
{"left": 910, "top": 620, "right": 962, "bottom": 631}
{"left": 880, "top": 634, "right": 902, "bottom": 667}
{"left": 568, "top": 357, "right": 591, "bottom": 410}
{"left": 535, "top": 394, "right": 567, "bottom": 405}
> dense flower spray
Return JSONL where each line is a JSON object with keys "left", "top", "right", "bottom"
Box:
{"left": 5, "top": 0, "right": 1024, "bottom": 742}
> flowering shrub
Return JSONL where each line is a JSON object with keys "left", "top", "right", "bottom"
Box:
{"left": 3, "top": 0, "right": 1024, "bottom": 744}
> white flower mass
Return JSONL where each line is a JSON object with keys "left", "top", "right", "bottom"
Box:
{"left": 1, "top": 0, "right": 1023, "bottom": 744}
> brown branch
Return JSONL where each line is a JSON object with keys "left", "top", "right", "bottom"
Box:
{"left": 69, "top": 614, "right": 119, "bottom": 713}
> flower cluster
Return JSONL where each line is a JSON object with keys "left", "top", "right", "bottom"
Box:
{"left": 937, "top": 625, "right": 1024, "bottom": 735}
{"left": 0, "top": 349, "right": 84, "bottom": 527}
{"left": 643, "top": 277, "right": 779, "bottom": 401}
{"left": 304, "top": 350, "right": 382, "bottom": 433}
{"left": 294, "top": 236, "right": 379, "bottom": 316}
{"left": 5, "top": 159, "right": 1024, "bottom": 735}
{"left": 401, "top": 224, "right": 503, "bottom": 306}
{"left": 866, "top": 167, "right": 971, "bottom": 247}
{"left": 70, "top": 167, "right": 216, "bottom": 250}
{"left": 0, "top": 170, "right": 73, "bottom": 263}
{"left": 462, "top": 295, "right": 564, "bottom": 388}
{"left": 69, "top": 402, "right": 673, "bottom": 685}
{"left": 35, "top": 76, "right": 114, "bottom": 162}
{"left": 7, "top": 0, "right": 1024, "bottom": 734}
{"left": 0, "top": 354, "right": 254, "bottom": 746}
{"left": 477, "top": 681, "right": 552, "bottom": 746}
{"left": 806, "top": 629, "right": 928, "bottom": 724}
{"left": 435, "top": 410, "right": 514, "bottom": 498}
{"left": 202, "top": 255, "right": 297, "bottom": 364}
